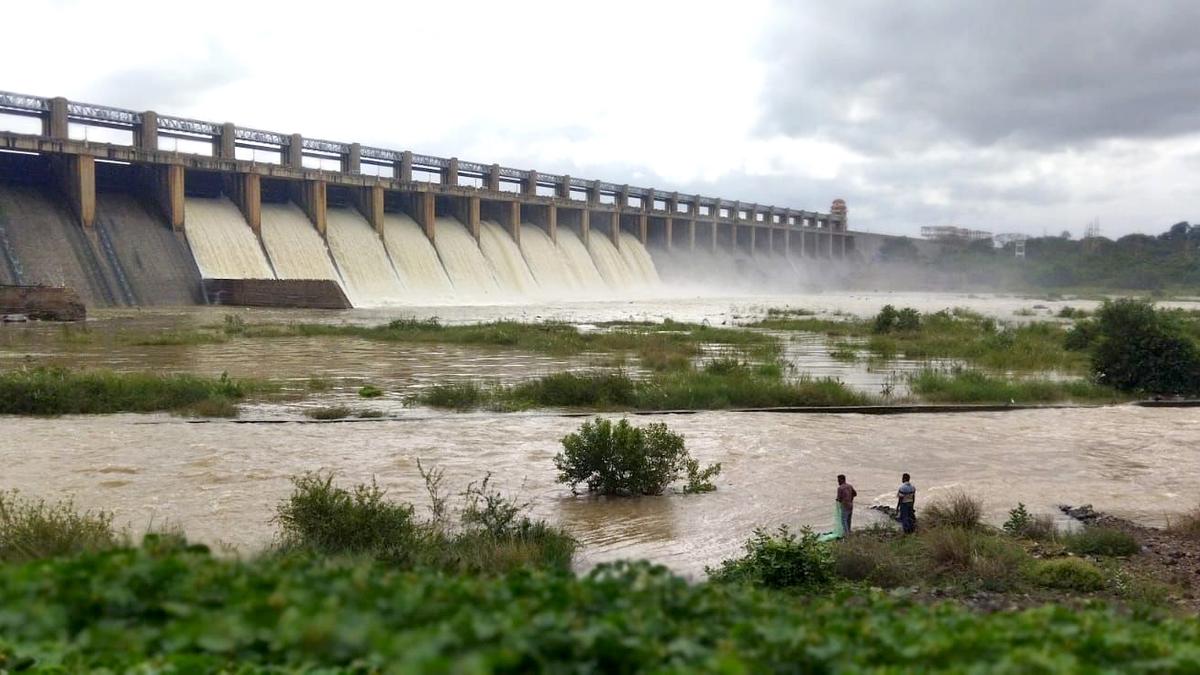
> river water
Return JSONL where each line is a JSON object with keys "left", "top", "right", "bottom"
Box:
{"left": 1, "top": 291, "right": 1198, "bottom": 575}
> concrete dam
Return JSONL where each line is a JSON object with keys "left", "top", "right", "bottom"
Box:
{"left": 0, "top": 91, "right": 856, "bottom": 308}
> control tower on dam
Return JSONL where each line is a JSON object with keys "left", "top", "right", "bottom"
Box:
{"left": 0, "top": 91, "right": 854, "bottom": 308}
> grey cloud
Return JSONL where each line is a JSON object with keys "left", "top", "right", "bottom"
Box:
{"left": 82, "top": 44, "right": 244, "bottom": 111}
{"left": 760, "top": 1, "right": 1200, "bottom": 151}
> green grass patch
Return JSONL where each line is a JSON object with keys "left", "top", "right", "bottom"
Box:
{"left": 1065, "top": 527, "right": 1140, "bottom": 557}
{"left": 0, "top": 366, "right": 275, "bottom": 416}
{"left": 4, "top": 545, "right": 1200, "bottom": 671}
{"left": 0, "top": 490, "right": 121, "bottom": 563}
{"left": 412, "top": 361, "right": 871, "bottom": 412}
{"left": 1029, "top": 558, "right": 1106, "bottom": 591}
{"left": 909, "top": 368, "right": 1124, "bottom": 404}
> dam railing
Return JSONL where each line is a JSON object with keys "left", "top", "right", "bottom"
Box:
{"left": 0, "top": 90, "right": 851, "bottom": 258}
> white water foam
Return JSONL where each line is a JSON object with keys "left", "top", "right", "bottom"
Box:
{"left": 381, "top": 213, "right": 454, "bottom": 298}
{"left": 479, "top": 220, "right": 539, "bottom": 295}
{"left": 519, "top": 223, "right": 581, "bottom": 292}
{"left": 619, "top": 232, "right": 661, "bottom": 286}
{"left": 325, "top": 208, "right": 406, "bottom": 306}
{"left": 259, "top": 202, "right": 340, "bottom": 281}
{"left": 183, "top": 197, "right": 274, "bottom": 279}
{"left": 587, "top": 231, "right": 635, "bottom": 289}
{"left": 556, "top": 228, "right": 607, "bottom": 291}
{"left": 431, "top": 217, "right": 501, "bottom": 297}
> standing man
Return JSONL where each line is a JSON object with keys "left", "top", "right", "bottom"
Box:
{"left": 897, "top": 473, "right": 917, "bottom": 534}
{"left": 836, "top": 474, "right": 857, "bottom": 536}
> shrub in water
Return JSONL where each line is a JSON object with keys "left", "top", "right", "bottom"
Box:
{"left": 0, "top": 490, "right": 120, "bottom": 563}
{"left": 923, "top": 491, "right": 984, "bottom": 530}
{"left": 358, "top": 385, "right": 384, "bottom": 398}
{"left": 304, "top": 405, "right": 353, "bottom": 420}
{"left": 554, "top": 418, "right": 720, "bottom": 496}
{"left": 273, "top": 472, "right": 417, "bottom": 563}
{"left": 1029, "top": 558, "right": 1106, "bottom": 591}
{"left": 708, "top": 525, "right": 834, "bottom": 588}
{"left": 1090, "top": 298, "right": 1200, "bottom": 395}
{"left": 1003, "top": 503, "right": 1058, "bottom": 541}
{"left": 1065, "top": 526, "right": 1139, "bottom": 557}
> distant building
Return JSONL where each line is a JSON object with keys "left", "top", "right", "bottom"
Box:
{"left": 920, "top": 226, "right": 993, "bottom": 242}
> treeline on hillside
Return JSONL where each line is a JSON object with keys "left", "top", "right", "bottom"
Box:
{"left": 878, "top": 222, "right": 1200, "bottom": 291}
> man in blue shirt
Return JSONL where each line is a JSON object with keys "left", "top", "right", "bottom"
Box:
{"left": 897, "top": 473, "right": 917, "bottom": 534}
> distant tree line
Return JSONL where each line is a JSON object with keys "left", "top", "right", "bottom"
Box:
{"left": 878, "top": 222, "right": 1200, "bottom": 291}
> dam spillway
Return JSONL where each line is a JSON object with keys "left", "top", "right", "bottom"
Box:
{"left": 0, "top": 89, "right": 861, "bottom": 308}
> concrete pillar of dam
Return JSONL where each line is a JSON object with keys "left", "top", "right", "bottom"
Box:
{"left": 580, "top": 209, "right": 590, "bottom": 246}
{"left": 688, "top": 220, "right": 696, "bottom": 251}
{"left": 286, "top": 134, "right": 303, "bottom": 170}
{"left": 231, "top": 173, "right": 262, "bottom": 234}
{"left": 453, "top": 195, "right": 480, "bottom": 240}
{"left": 46, "top": 97, "right": 69, "bottom": 139}
{"left": 557, "top": 175, "right": 571, "bottom": 199}
{"left": 347, "top": 143, "right": 362, "bottom": 175}
{"left": 418, "top": 191, "right": 435, "bottom": 241}
{"left": 355, "top": 184, "right": 384, "bottom": 235}
{"left": 638, "top": 213, "right": 648, "bottom": 245}
{"left": 840, "top": 234, "right": 847, "bottom": 258}
{"left": 154, "top": 164, "right": 185, "bottom": 231}
{"left": 610, "top": 211, "right": 620, "bottom": 249}
{"left": 55, "top": 154, "right": 96, "bottom": 228}
{"left": 587, "top": 180, "right": 601, "bottom": 206}
{"left": 664, "top": 217, "right": 673, "bottom": 250}
{"left": 547, "top": 205, "right": 558, "bottom": 243}
{"left": 487, "top": 164, "right": 500, "bottom": 192}
{"left": 784, "top": 225, "right": 791, "bottom": 257}
{"left": 749, "top": 222, "right": 757, "bottom": 256}
{"left": 445, "top": 158, "right": 459, "bottom": 187}
{"left": 296, "top": 180, "right": 325, "bottom": 235}
{"left": 219, "top": 123, "right": 236, "bottom": 160}
{"left": 504, "top": 201, "right": 521, "bottom": 243}
{"left": 524, "top": 171, "right": 538, "bottom": 197}
{"left": 137, "top": 111, "right": 158, "bottom": 150}
{"left": 397, "top": 152, "right": 414, "bottom": 182}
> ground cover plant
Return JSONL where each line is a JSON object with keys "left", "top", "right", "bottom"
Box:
{"left": 908, "top": 368, "right": 1123, "bottom": 404}
{"left": 4, "top": 543, "right": 1200, "bottom": 672}
{"left": 0, "top": 491, "right": 120, "bottom": 563}
{"left": 751, "top": 306, "right": 1088, "bottom": 374}
{"left": 274, "top": 470, "right": 576, "bottom": 574}
{"left": 412, "top": 360, "right": 871, "bottom": 412}
{"left": 0, "top": 366, "right": 274, "bottom": 416}
{"left": 554, "top": 418, "right": 720, "bottom": 495}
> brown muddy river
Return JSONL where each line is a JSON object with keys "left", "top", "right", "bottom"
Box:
{"left": 1, "top": 292, "right": 1198, "bottom": 575}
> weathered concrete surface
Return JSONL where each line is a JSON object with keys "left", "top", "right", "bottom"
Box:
{"left": 0, "top": 184, "right": 122, "bottom": 306}
{"left": 93, "top": 193, "right": 203, "bottom": 305}
{"left": 202, "top": 278, "right": 351, "bottom": 309}
{"left": 0, "top": 284, "right": 86, "bottom": 320}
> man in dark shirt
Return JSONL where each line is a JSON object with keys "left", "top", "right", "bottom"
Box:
{"left": 836, "top": 474, "right": 857, "bottom": 536}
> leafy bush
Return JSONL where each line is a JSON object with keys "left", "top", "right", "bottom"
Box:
{"left": 1065, "top": 527, "right": 1140, "bottom": 557}
{"left": 873, "top": 305, "right": 921, "bottom": 334}
{"left": 0, "top": 490, "right": 120, "bottom": 562}
{"left": 2, "top": 549, "right": 1199, "bottom": 672}
{"left": 896, "top": 307, "right": 922, "bottom": 332}
{"left": 1030, "top": 558, "right": 1106, "bottom": 591}
{"left": 273, "top": 472, "right": 418, "bottom": 563}
{"left": 708, "top": 526, "right": 834, "bottom": 588}
{"left": 1003, "top": 503, "right": 1059, "bottom": 540}
{"left": 1064, "top": 319, "right": 1099, "bottom": 351}
{"left": 358, "top": 384, "right": 384, "bottom": 398}
{"left": 1090, "top": 298, "right": 1200, "bottom": 395}
{"left": 554, "top": 418, "right": 720, "bottom": 496}
{"left": 923, "top": 491, "right": 984, "bottom": 530}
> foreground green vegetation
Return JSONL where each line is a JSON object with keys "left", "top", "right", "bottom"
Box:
{"left": 2, "top": 542, "right": 1199, "bottom": 672}
{"left": 411, "top": 359, "right": 872, "bottom": 411}
{"left": 0, "top": 366, "right": 275, "bottom": 416}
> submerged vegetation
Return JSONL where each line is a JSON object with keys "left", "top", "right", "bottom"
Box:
{"left": 555, "top": 418, "right": 721, "bottom": 495}
{"left": 0, "top": 366, "right": 275, "bottom": 416}
{"left": 908, "top": 368, "right": 1123, "bottom": 404}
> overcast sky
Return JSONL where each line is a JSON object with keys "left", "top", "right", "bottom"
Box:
{"left": 4, "top": 0, "right": 1197, "bottom": 237}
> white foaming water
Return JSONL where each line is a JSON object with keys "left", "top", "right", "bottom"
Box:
{"left": 479, "top": 220, "right": 539, "bottom": 295}
{"left": 587, "top": 231, "right": 635, "bottom": 289}
{"left": 431, "top": 217, "right": 501, "bottom": 297}
{"left": 259, "top": 203, "right": 340, "bottom": 280}
{"left": 183, "top": 197, "right": 274, "bottom": 279}
{"left": 618, "top": 232, "right": 661, "bottom": 286}
{"left": 556, "top": 228, "right": 607, "bottom": 290}
{"left": 381, "top": 213, "right": 454, "bottom": 298}
{"left": 325, "top": 208, "right": 406, "bottom": 306}
{"left": 519, "top": 224, "right": 581, "bottom": 292}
